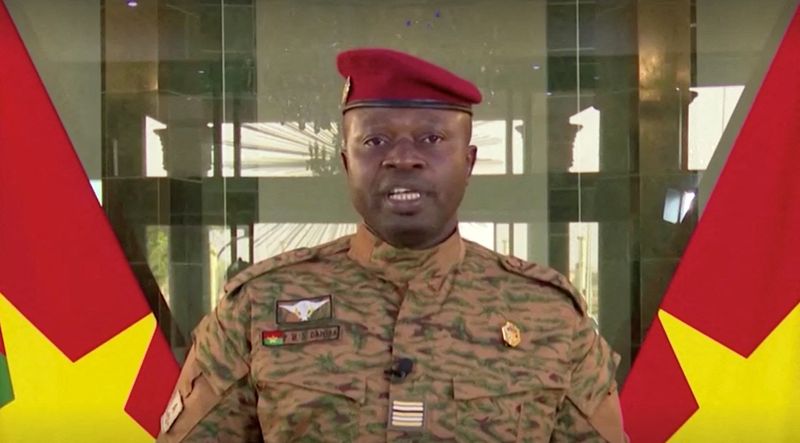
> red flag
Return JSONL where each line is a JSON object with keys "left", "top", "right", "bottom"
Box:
{"left": 621, "top": 5, "right": 800, "bottom": 442}
{"left": 0, "top": 1, "right": 178, "bottom": 437}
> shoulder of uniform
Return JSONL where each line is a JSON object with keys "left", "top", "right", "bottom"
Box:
{"left": 496, "top": 252, "right": 587, "bottom": 316}
{"left": 462, "top": 239, "right": 502, "bottom": 262}
{"left": 222, "top": 235, "right": 351, "bottom": 297}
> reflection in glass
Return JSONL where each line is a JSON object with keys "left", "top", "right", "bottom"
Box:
{"left": 513, "top": 223, "right": 529, "bottom": 260}
{"left": 145, "top": 226, "right": 171, "bottom": 306}
{"left": 222, "top": 122, "right": 342, "bottom": 177}
{"left": 470, "top": 120, "right": 525, "bottom": 175}
{"left": 569, "top": 222, "right": 599, "bottom": 323}
{"left": 460, "top": 222, "right": 496, "bottom": 253}
{"left": 663, "top": 188, "right": 697, "bottom": 224}
{"left": 89, "top": 179, "right": 103, "bottom": 204}
{"left": 145, "top": 116, "right": 167, "bottom": 177}
{"left": 214, "top": 119, "right": 528, "bottom": 177}
{"left": 569, "top": 106, "right": 600, "bottom": 173}
{"left": 494, "top": 223, "right": 510, "bottom": 255}
{"left": 688, "top": 86, "right": 744, "bottom": 170}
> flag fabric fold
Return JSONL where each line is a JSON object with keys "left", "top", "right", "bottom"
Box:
{"left": 621, "top": 5, "right": 800, "bottom": 442}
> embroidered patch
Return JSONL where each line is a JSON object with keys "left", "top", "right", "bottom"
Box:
{"left": 262, "top": 330, "right": 285, "bottom": 346}
{"left": 262, "top": 325, "right": 340, "bottom": 346}
{"left": 276, "top": 295, "right": 333, "bottom": 324}
{"left": 389, "top": 399, "right": 425, "bottom": 431}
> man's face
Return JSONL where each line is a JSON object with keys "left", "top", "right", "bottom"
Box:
{"left": 341, "top": 107, "right": 477, "bottom": 249}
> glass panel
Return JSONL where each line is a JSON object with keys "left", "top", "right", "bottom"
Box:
{"left": 6, "top": 0, "right": 792, "bottom": 382}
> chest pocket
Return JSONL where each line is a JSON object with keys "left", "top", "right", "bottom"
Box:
{"left": 255, "top": 373, "right": 365, "bottom": 441}
{"left": 453, "top": 370, "right": 567, "bottom": 443}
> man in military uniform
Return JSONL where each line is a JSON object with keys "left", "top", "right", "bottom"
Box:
{"left": 158, "top": 48, "right": 626, "bottom": 442}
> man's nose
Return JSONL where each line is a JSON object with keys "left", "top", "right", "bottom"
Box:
{"left": 381, "top": 139, "right": 426, "bottom": 170}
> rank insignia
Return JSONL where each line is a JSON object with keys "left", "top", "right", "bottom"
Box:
{"left": 341, "top": 76, "right": 352, "bottom": 106}
{"left": 389, "top": 399, "right": 425, "bottom": 431}
{"left": 501, "top": 321, "right": 521, "bottom": 348}
{"left": 276, "top": 295, "right": 333, "bottom": 324}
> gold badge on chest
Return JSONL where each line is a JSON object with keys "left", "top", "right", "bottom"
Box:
{"left": 501, "top": 321, "right": 521, "bottom": 348}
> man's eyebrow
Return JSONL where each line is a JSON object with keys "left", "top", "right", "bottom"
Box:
{"left": 363, "top": 117, "right": 449, "bottom": 129}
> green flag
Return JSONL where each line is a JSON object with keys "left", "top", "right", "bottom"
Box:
{"left": 0, "top": 322, "right": 12, "bottom": 407}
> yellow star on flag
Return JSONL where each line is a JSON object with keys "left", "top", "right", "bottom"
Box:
{"left": 660, "top": 302, "right": 800, "bottom": 442}
{"left": 0, "top": 292, "right": 154, "bottom": 442}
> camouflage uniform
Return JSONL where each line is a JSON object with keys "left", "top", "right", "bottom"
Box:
{"left": 158, "top": 224, "right": 625, "bottom": 442}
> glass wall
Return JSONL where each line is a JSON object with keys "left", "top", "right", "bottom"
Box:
{"left": 4, "top": 0, "right": 797, "bottom": 381}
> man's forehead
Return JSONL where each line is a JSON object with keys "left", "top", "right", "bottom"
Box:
{"left": 344, "top": 107, "right": 470, "bottom": 128}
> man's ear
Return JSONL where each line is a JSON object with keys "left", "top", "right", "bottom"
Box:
{"left": 466, "top": 145, "right": 477, "bottom": 177}
{"left": 340, "top": 117, "right": 351, "bottom": 175}
{"left": 340, "top": 148, "right": 350, "bottom": 175}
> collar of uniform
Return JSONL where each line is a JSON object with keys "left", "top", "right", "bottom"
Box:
{"left": 348, "top": 223, "right": 465, "bottom": 283}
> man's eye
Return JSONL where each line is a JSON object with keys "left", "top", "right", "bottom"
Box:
{"left": 364, "top": 137, "right": 386, "bottom": 147}
{"left": 421, "top": 134, "right": 443, "bottom": 144}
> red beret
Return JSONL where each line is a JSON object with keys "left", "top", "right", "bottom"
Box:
{"left": 337, "top": 48, "right": 482, "bottom": 114}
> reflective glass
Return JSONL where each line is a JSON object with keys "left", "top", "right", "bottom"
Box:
{"left": 4, "top": 0, "right": 795, "bottom": 380}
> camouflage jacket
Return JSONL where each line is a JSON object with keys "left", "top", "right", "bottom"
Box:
{"left": 157, "top": 224, "right": 625, "bottom": 442}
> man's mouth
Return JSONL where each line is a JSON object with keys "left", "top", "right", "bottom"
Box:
{"left": 387, "top": 187, "right": 422, "bottom": 202}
